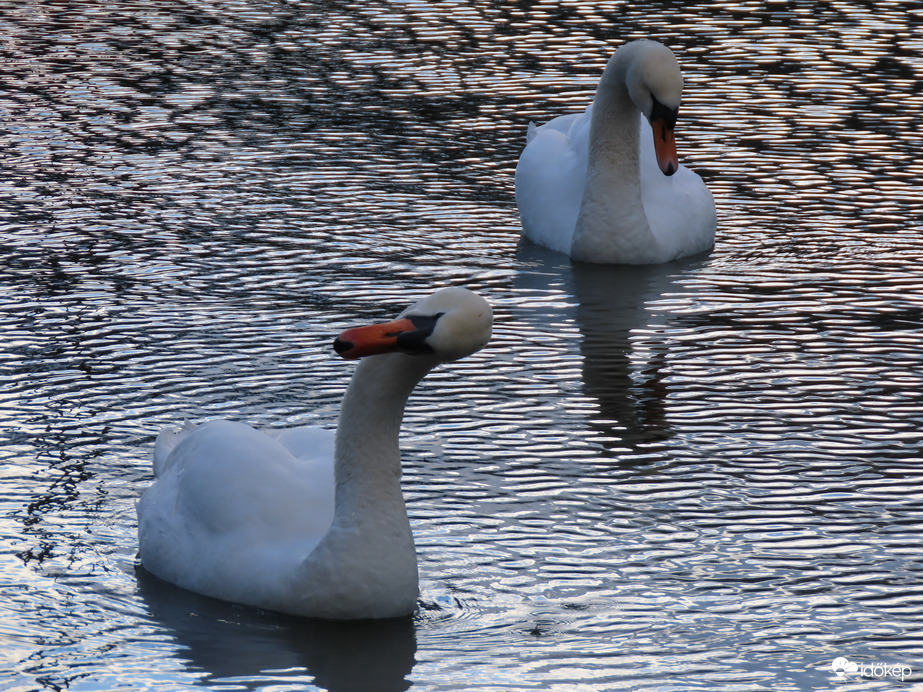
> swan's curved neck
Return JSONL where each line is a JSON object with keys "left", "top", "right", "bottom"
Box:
{"left": 571, "top": 53, "right": 661, "bottom": 264}
{"left": 289, "top": 352, "right": 434, "bottom": 618}
{"left": 333, "top": 353, "right": 432, "bottom": 515}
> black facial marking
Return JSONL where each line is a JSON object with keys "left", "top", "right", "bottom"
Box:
{"left": 650, "top": 96, "right": 678, "bottom": 131}
{"left": 395, "top": 312, "right": 443, "bottom": 354}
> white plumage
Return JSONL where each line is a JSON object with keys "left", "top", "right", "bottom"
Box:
{"left": 515, "top": 39, "right": 716, "bottom": 264}
{"left": 137, "top": 287, "right": 493, "bottom": 619}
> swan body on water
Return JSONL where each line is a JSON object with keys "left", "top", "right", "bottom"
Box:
{"left": 137, "top": 287, "right": 493, "bottom": 619}
{"left": 515, "top": 39, "right": 716, "bottom": 265}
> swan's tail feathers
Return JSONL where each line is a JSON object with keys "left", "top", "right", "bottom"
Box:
{"left": 152, "top": 421, "right": 197, "bottom": 477}
{"left": 526, "top": 121, "right": 538, "bottom": 143}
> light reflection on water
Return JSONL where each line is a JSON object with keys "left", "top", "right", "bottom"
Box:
{"left": 2, "top": 0, "right": 923, "bottom": 690}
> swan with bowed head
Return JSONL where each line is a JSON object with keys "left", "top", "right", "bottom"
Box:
{"left": 137, "top": 287, "right": 493, "bottom": 620}
{"left": 515, "top": 39, "right": 716, "bottom": 265}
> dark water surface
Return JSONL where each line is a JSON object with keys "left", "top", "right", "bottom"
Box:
{"left": 2, "top": 1, "right": 923, "bottom": 690}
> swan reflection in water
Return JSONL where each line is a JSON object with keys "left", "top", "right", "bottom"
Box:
{"left": 515, "top": 243, "right": 708, "bottom": 453}
{"left": 136, "top": 566, "right": 416, "bottom": 692}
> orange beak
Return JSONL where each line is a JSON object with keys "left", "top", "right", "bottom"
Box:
{"left": 651, "top": 118, "right": 679, "bottom": 176}
{"left": 333, "top": 317, "right": 418, "bottom": 359}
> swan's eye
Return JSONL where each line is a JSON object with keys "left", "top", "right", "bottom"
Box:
{"left": 394, "top": 313, "right": 443, "bottom": 354}
{"left": 650, "top": 96, "right": 678, "bottom": 130}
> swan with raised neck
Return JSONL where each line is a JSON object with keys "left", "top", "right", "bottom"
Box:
{"left": 137, "top": 287, "right": 493, "bottom": 619}
{"left": 515, "top": 39, "right": 716, "bottom": 265}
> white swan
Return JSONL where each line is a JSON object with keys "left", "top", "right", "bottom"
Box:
{"left": 515, "top": 39, "right": 716, "bottom": 265}
{"left": 137, "top": 287, "right": 493, "bottom": 620}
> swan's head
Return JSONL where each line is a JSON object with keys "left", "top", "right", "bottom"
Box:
{"left": 621, "top": 40, "right": 684, "bottom": 176}
{"left": 333, "top": 287, "right": 493, "bottom": 363}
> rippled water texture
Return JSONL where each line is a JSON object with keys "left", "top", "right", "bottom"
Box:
{"left": 2, "top": 1, "right": 923, "bottom": 690}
